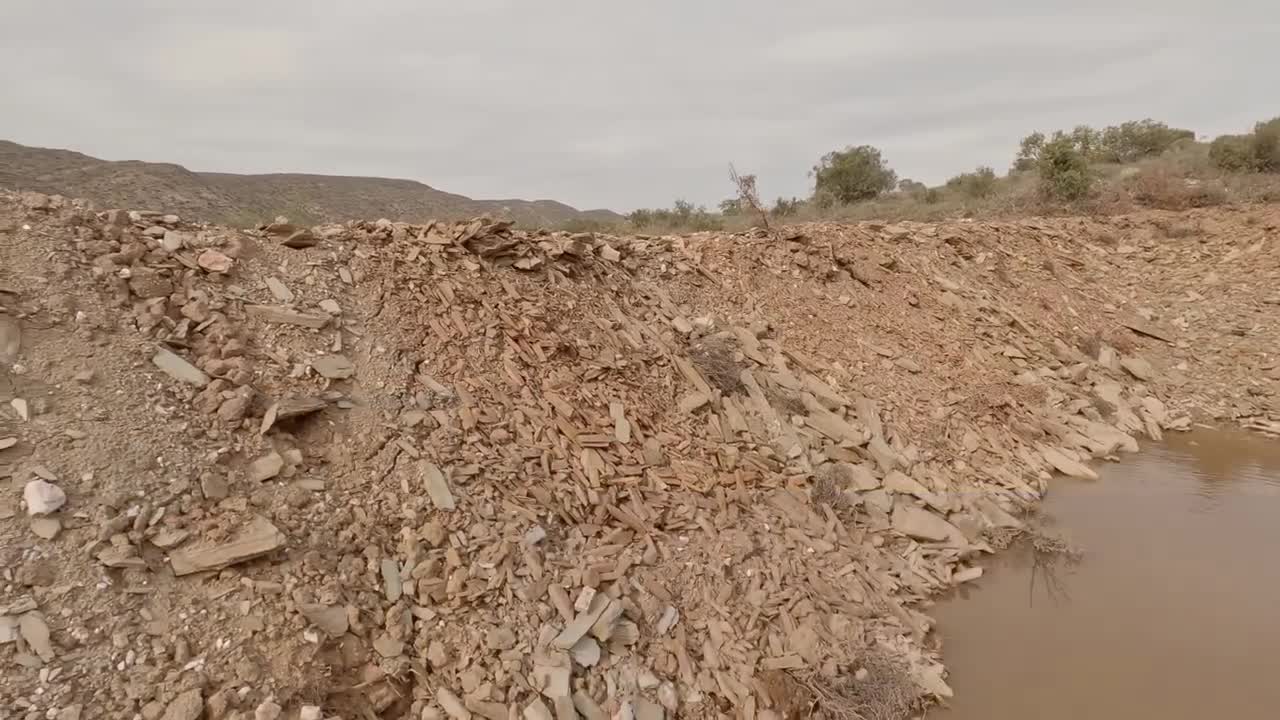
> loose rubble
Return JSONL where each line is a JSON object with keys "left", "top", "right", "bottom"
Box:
{"left": 0, "top": 190, "right": 1276, "bottom": 719}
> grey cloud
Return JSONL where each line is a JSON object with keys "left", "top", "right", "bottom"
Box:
{"left": 1, "top": 0, "right": 1275, "bottom": 211}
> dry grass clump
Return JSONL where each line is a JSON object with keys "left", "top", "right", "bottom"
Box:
{"left": 799, "top": 651, "right": 923, "bottom": 720}
{"left": 688, "top": 336, "right": 746, "bottom": 395}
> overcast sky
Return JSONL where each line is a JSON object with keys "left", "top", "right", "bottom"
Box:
{"left": 2, "top": 1, "right": 1275, "bottom": 211}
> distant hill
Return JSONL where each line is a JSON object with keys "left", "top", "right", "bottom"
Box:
{"left": 0, "top": 140, "right": 622, "bottom": 228}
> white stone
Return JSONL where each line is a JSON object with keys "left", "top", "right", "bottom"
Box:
{"left": 24, "top": 479, "right": 66, "bottom": 515}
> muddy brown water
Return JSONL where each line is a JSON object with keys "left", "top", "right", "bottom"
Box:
{"left": 930, "top": 429, "right": 1280, "bottom": 719}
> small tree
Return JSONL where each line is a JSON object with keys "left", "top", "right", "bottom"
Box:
{"left": 1038, "top": 135, "right": 1092, "bottom": 201}
{"left": 728, "top": 164, "right": 769, "bottom": 229}
{"left": 1098, "top": 119, "right": 1195, "bottom": 163}
{"left": 672, "top": 199, "right": 696, "bottom": 221}
{"left": 718, "top": 198, "right": 742, "bottom": 215}
{"left": 811, "top": 145, "right": 897, "bottom": 204}
{"left": 1014, "top": 131, "right": 1046, "bottom": 171}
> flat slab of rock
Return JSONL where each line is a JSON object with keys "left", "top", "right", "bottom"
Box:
{"left": 892, "top": 504, "right": 966, "bottom": 545}
{"left": 170, "top": 516, "right": 285, "bottom": 576}
{"left": 152, "top": 348, "right": 210, "bottom": 387}
{"left": 311, "top": 354, "right": 354, "bottom": 379}
{"left": 260, "top": 396, "right": 327, "bottom": 433}
{"left": 0, "top": 314, "right": 21, "bottom": 363}
{"left": 1120, "top": 356, "right": 1154, "bottom": 381}
{"left": 299, "top": 603, "right": 349, "bottom": 637}
{"left": 19, "top": 612, "right": 54, "bottom": 661}
{"left": 1041, "top": 447, "right": 1099, "bottom": 480}
{"left": 421, "top": 462, "right": 456, "bottom": 511}
{"left": 248, "top": 451, "right": 284, "bottom": 482}
{"left": 246, "top": 305, "right": 329, "bottom": 328}
{"left": 1120, "top": 315, "right": 1174, "bottom": 343}
{"left": 161, "top": 690, "right": 204, "bottom": 720}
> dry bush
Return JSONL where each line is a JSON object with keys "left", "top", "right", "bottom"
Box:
{"left": 764, "top": 382, "right": 808, "bottom": 417}
{"left": 1076, "top": 331, "right": 1103, "bottom": 360}
{"left": 1156, "top": 219, "right": 1201, "bottom": 239}
{"left": 688, "top": 337, "right": 746, "bottom": 395}
{"left": 1126, "top": 164, "right": 1227, "bottom": 210}
{"left": 800, "top": 652, "right": 923, "bottom": 720}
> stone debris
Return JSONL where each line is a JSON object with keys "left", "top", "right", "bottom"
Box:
{"left": 169, "top": 516, "right": 285, "bottom": 575}
{"left": 0, "top": 193, "right": 1275, "bottom": 719}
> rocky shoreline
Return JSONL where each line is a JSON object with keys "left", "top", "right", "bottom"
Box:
{"left": 1, "top": 190, "right": 1276, "bottom": 719}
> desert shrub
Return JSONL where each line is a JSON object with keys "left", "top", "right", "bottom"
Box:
{"left": 897, "top": 178, "right": 926, "bottom": 194}
{"left": 555, "top": 217, "right": 622, "bottom": 233}
{"left": 626, "top": 200, "right": 723, "bottom": 232}
{"left": 1038, "top": 135, "right": 1092, "bottom": 201}
{"left": 1127, "top": 165, "right": 1226, "bottom": 209}
{"left": 1208, "top": 134, "right": 1255, "bottom": 171}
{"left": 811, "top": 145, "right": 897, "bottom": 204}
{"left": 717, "top": 198, "right": 742, "bottom": 215}
{"left": 946, "top": 166, "right": 998, "bottom": 198}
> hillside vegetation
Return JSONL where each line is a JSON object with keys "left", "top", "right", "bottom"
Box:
{"left": 622, "top": 116, "right": 1280, "bottom": 233}
{"left": 0, "top": 140, "right": 622, "bottom": 228}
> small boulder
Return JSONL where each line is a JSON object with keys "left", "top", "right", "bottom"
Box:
{"left": 23, "top": 479, "right": 66, "bottom": 515}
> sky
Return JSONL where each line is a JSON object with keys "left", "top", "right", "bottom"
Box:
{"left": 1, "top": 1, "right": 1275, "bottom": 211}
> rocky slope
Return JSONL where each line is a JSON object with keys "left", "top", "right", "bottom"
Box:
{"left": 0, "top": 140, "right": 622, "bottom": 229}
{"left": 0, "top": 190, "right": 1277, "bottom": 720}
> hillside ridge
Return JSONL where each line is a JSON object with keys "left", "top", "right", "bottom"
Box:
{"left": 0, "top": 139, "right": 621, "bottom": 228}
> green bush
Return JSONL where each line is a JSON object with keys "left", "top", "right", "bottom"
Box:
{"left": 946, "top": 166, "right": 998, "bottom": 198}
{"left": 1038, "top": 135, "right": 1092, "bottom": 201}
{"left": 771, "top": 197, "right": 802, "bottom": 217}
{"left": 1251, "top": 117, "right": 1280, "bottom": 172}
{"left": 1017, "top": 120, "right": 1194, "bottom": 169}
{"left": 1209, "top": 134, "right": 1256, "bottom": 171}
{"left": 627, "top": 200, "right": 723, "bottom": 231}
{"left": 811, "top": 145, "right": 897, "bottom": 204}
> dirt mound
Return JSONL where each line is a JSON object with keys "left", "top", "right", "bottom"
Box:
{"left": 1, "top": 190, "right": 1277, "bottom": 720}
